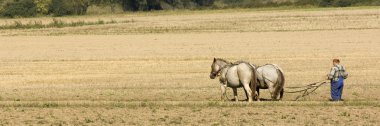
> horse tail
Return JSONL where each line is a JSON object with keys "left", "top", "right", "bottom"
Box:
{"left": 280, "top": 87, "right": 284, "bottom": 100}
{"left": 272, "top": 64, "right": 285, "bottom": 100}
{"left": 248, "top": 63, "right": 257, "bottom": 101}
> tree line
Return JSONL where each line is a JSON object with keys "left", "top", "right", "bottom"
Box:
{"left": 0, "top": 0, "right": 379, "bottom": 18}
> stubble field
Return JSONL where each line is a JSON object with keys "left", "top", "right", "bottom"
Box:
{"left": 0, "top": 7, "right": 380, "bottom": 125}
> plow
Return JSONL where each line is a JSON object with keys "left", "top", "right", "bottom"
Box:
{"left": 284, "top": 81, "right": 328, "bottom": 101}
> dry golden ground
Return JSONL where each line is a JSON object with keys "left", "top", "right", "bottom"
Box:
{"left": 0, "top": 105, "right": 379, "bottom": 125}
{"left": 0, "top": 7, "right": 380, "bottom": 125}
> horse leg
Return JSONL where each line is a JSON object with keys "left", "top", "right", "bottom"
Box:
{"left": 243, "top": 88, "right": 249, "bottom": 101}
{"left": 242, "top": 84, "right": 252, "bottom": 102}
{"left": 220, "top": 85, "right": 227, "bottom": 101}
{"left": 273, "top": 86, "right": 281, "bottom": 101}
{"left": 256, "top": 87, "right": 260, "bottom": 101}
{"left": 233, "top": 88, "right": 238, "bottom": 102}
{"left": 266, "top": 81, "right": 277, "bottom": 101}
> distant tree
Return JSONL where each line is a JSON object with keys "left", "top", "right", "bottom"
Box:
{"left": 49, "top": 0, "right": 90, "bottom": 16}
{"left": 1, "top": 0, "right": 37, "bottom": 18}
{"left": 119, "top": 0, "right": 161, "bottom": 11}
{"left": 90, "top": 0, "right": 120, "bottom": 12}
{"left": 319, "top": 0, "right": 333, "bottom": 7}
{"left": 34, "top": 0, "right": 52, "bottom": 14}
{"left": 121, "top": 0, "right": 139, "bottom": 11}
{"left": 334, "top": 0, "right": 352, "bottom": 7}
{"left": 161, "top": 0, "right": 199, "bottom": 9}
{"left": 146, "top": 0, "right": 161, "bottom": 10}
{"left": 194, "top": 0, "right": 215, "bottom": 6}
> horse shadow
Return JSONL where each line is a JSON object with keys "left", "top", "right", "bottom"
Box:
{"left": 230, "top": 98, "right": 276, "bottom": 101}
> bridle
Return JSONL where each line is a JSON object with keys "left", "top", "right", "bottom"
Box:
{"left": 211, "top": 68, "right": 222, "bottom": 77}
{"left": 211, "top": 63, "right": 232, "bottom": 77}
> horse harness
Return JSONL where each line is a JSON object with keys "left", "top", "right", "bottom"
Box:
{"left": 218, "top": 64, "right": 233, "bottom": 85}
{"left": 217, "top": 62, "right": 253, "bottom": 86}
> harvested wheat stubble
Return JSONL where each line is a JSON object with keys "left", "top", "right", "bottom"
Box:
{"left": 0, "top": 7, "right": 380, "bottom": 125}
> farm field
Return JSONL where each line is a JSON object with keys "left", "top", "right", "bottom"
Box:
{"left": 0, "top": 7, "right": 380, "bottom": 125}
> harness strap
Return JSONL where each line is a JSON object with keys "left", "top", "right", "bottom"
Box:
{"left": 218, "top": 64, "right": 235, "bottom": 85}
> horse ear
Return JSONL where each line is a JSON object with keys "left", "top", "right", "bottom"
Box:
{"left": 213, "top": 58, "right": 216, "bottom": 62}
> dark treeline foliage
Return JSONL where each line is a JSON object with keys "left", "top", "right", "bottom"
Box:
{"left": 49, "top": 0, "right": 90, "bottom": 16}
{"left": 0, "top": 0, "right": 379, "bottom": 18}
{"left": 1, "top": 0, "right": 37, "bottom": 18}
{"left": 296, "top": 0, "right": 380, "bottom": 7}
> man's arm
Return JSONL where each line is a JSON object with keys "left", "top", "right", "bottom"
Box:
{"left": 327, "top": 67, "right": 336, "bottom": 80}
{"left": 342, "top": 66, "right": 348, "bottom": 79}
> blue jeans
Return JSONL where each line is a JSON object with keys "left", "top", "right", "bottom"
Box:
{"left": 331, "top": 77, "right": 344, "bottom": 101}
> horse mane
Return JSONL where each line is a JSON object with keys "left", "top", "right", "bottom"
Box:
{"left": 233, "top": 60, "right": 249, "bottom": 65}
{"left": 215, "top": 58, "right": 231, "bottom": 64}
{"left": 233, "top": 60, "right": 257, "bottom": 68}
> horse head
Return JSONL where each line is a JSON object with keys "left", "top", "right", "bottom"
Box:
{"left": 210, "top": 58, "right": 228, "bottom": 79}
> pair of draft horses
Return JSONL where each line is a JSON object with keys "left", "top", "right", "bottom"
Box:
{"left": 210, "top": 58, "right": 285, "bottom": 102}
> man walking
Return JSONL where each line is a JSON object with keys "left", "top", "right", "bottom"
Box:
{"left": 327, "top": 59, "right": 348, "bottom": 101}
